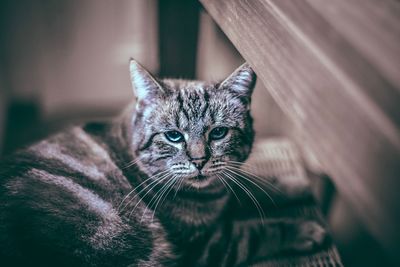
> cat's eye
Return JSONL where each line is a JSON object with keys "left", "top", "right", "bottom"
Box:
{"left": 209, "top": 127, "right": 228, "bottom": 140}
{"left": 164, "top": 130, "right": 184, "bottom": 143}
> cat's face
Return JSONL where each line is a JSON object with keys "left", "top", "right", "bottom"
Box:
{"left": 129, "top": 60, "right": 256, "bottom": 189}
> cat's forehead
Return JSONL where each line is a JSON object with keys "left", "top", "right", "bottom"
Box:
{"left": 161, "top": 79, "right": 216, "bottom": 92}
{"left": 148, "top": 79, "right": 246, "bottom": 132}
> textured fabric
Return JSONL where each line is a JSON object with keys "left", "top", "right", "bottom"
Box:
{"left": 245, "top": 138, "right": 343, "bottom": 266}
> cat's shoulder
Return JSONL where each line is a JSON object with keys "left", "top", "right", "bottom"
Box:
{"left": 0, "top": 124, "right": 118, "bottom": 189}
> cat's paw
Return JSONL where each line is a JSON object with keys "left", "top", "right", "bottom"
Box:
{"left": 289, "top": 221, "right": 328, "bottom": 252}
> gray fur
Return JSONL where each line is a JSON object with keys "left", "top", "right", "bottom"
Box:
{"left": 0, "top": 60, "right": 327, "bottom": 267}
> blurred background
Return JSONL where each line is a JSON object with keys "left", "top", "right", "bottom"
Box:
{"left": 0, "top": 0, "right": 397, "bottom": 266}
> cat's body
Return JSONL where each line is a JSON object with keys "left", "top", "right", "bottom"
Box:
{"left": 0, "top": 61, "right": 326, "bottom": 266}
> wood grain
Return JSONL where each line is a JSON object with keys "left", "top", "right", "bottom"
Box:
{"left": 201, "top": 0, "right": 400, "bottom": 261}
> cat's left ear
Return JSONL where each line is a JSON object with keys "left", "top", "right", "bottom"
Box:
{"left": 219, "top": 63, "right": 256, "bottom": 97}
{"left": 129, "top": 58, "right": 164, "bottom": 106}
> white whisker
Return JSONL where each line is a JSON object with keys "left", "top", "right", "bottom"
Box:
{"left": 151, "top": 176, "right": 179, "bottom": 222}
{"left": 118, "top": 170, "right": 170, "bottom": 212}
{"left": 127, "top": 173, "right": 172, "bottom": 219}
{"left": 225, "top": 167, "right": 277, "bottom": 207}
{"left": 227, "top": 161, "right": 283, "bottom": 194}
{"left": 173, "top": 174, "right": 185, "bottom": 199}
{"left": 216, "top": 173, "right": 242, "bottom": 206}
{"left": 222, "top": 170, "right": 266, "bottom": 224}
{"left": 143, "top": 176, "right": 176, "bottom": 223}
{"left": 121, "top": 157, "right": 141, "bottom": 169}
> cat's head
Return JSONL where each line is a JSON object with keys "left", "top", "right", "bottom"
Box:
{"left": 128, "top": 59, "right": 256, "bottom": 189}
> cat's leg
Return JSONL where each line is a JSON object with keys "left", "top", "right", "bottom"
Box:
{"left": 281, "top": 219, "right": 327, "bottom": 252}
{"left": 232, "top": 218, "right": 328, "bottom": 264}
{"left": 196, "top": 218, "right": 328, "bottom": 266}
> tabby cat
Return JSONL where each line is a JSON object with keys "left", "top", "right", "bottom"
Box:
{"left": 0, "top": 60, "right": 326, "bottom": 266}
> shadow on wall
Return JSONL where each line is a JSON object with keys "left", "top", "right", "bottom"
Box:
{"left": 0, "top": 0, "right": 158, "bottom": 154}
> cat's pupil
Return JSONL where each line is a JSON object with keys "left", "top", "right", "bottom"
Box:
{"left": 209, "top": 127, "right": 228, "bottom": 140}
{"left": 165, "top": 130, "right": 184, "bottom": 143}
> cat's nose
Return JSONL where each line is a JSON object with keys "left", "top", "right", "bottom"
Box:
{"left": 192, "top": 158, "right": 207, "bottom": 170}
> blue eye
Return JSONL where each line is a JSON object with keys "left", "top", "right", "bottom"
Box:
{"left": 164, "top": 130, "right": 184, "bottom": 143}
{"left": 209, "top": 127, "right": 228, "bottom": 140}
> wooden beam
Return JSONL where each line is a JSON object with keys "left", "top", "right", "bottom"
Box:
{"left": 158, "top": 0, "right": 200, "bottom": 79}
{"left": 200, "top": 0, "right": 400, "bottom": 262}
{"left": 0, "top": 72, "right": 6, "bottom": 156}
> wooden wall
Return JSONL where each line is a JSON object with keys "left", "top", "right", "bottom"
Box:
{"left": 196, "top": 10, "right": 293, "bottom": 139}
{"left": 200, "top": 0, "right": 400, "bottom": 265}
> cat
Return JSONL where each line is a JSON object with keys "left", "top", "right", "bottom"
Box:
{"left": 0, "top": 59, "right": 327, "bottom": 267}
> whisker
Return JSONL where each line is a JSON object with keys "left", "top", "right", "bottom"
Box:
{"left": 225, "top": 168, "right": 277, "bottom": 208}
{"left": 228, "top": 167, "right": 282, "bottom": 195}
{"left": 222, "top": 170, "right": 266, "bottom": 224}
{"left": 118, "top": 170, "right": 170, "bottom": 212}
{"left": 173, "top": 174, "right": 185, "bottom": 199}
{"left": 216, "top": 173, "right": 242, "bottom": 206}
{"left": 227, "top": 160, "right": 281, "bottom": 176}
{"left": 117, "top": 169, "right": 170, "bottom": 211}
{"left": 109, "top": 156, "right": 144, "bottom": 183}
{"left": 215, "top": 173, "right": 229, "bottom": 191}
{"left": 151, "top": 176, "right": 179, "bottom": 222}
{"left": 138, "top": 186, "right": 168, "bottom": 222}
{"left": 227, "top": 161, "right": 271, "bottom": 175}
{"left": 227, "top": 162, "right": 283, "bottom": 194}
{"left": 121, "top": 157, "right": 142, "bottom": 169}
{"left": 127, "top": 173, "right": 172, "bottom": 219}
{"left": 143, "top": 175, "right": 176, "bottom": 223}
{"left": 124, "top": 174, "right": 170, "bottom": 217}
{"left": 147, "top": 177, "right": 174, "bottom": 212}
{"left": 120, "top": 174, "right": 169, "bottom": 213}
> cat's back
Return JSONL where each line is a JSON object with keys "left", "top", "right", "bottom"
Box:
{"left": 1, "top": 125, "right": 132, "bottom": 201}
{"left": 0, "top": 126, "right": 172, "bottom": 267}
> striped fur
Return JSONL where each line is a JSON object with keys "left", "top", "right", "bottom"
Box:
{"left": 0, "top": 61, "right": 327, "bottom": 266}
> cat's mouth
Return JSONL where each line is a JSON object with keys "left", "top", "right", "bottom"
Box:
{"left": 187, "top": 174, "right": 215, "bottom": 188}
{"left": 187, "top": 174, "right": 209, "bottom": 183}
{"left": 193, "top": 175, "right": 207, "bottom": 181}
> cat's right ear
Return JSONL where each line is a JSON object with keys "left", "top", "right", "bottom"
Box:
{"left": 129, "top": 58, "right": 163, "bottom": 107}
{"left": 219, "top": 63, "right": 256, "bottom": 98}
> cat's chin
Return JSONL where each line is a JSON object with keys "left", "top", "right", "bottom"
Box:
{"left": 187, "top": 175, "right": 216, "bottom": 189}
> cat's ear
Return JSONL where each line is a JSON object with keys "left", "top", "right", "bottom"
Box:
{"left": 129, "top": 58, "right": 163, "bottom": 105}
{"left": 219, "top": 63, "right": 256, "bottom": 97}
